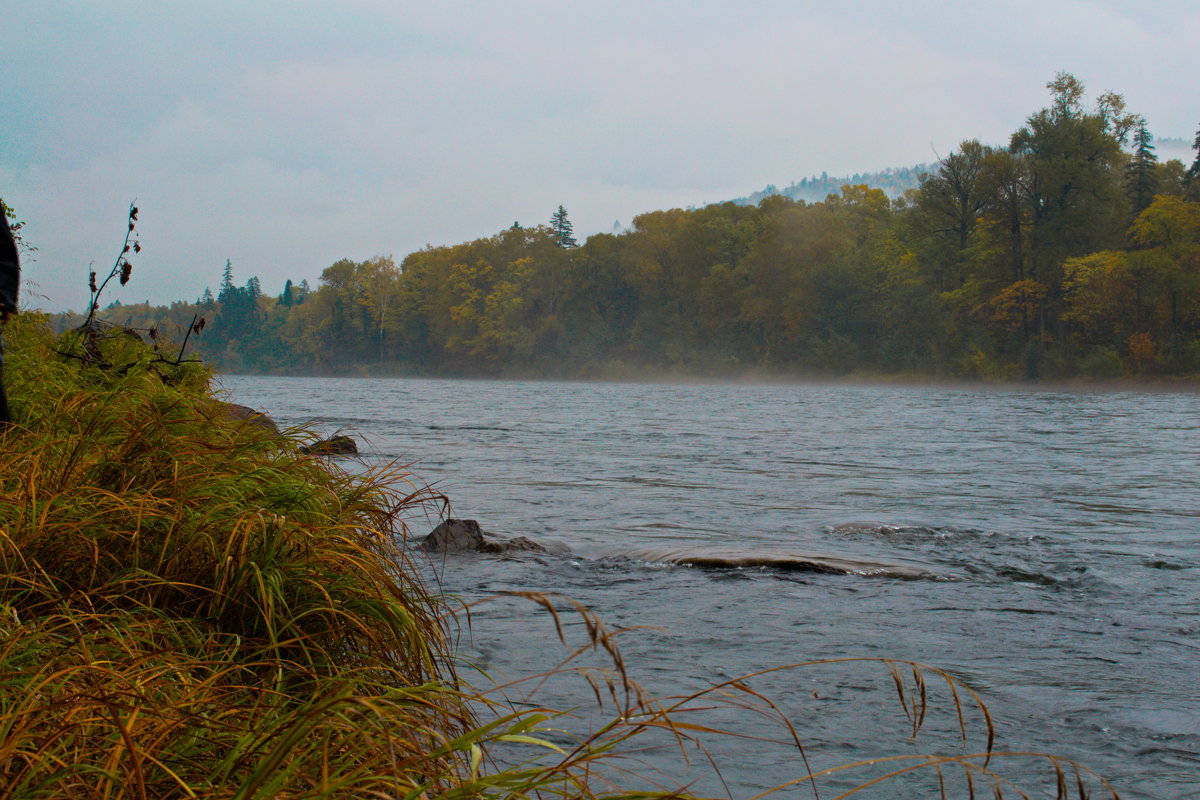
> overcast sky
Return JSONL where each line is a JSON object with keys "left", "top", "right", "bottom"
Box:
{"left": 2, "top": 1, "right": 1197, "bottom": 312}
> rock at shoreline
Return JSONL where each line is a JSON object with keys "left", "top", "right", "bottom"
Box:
{"left": 206, "top": 402, "right": 362, "bottom": 458}
{"left": 418, "top": 519, "right": 568, "bottom": 556}
{"left": 300, "top": 435, "right": 359, "bottom": 456}
{"left": 209, "top": 401, "right": 281, "bottom": 435}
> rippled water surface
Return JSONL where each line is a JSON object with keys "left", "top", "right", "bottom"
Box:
{"left": 220, "top": 376, "right": 1199, "bottom": 799}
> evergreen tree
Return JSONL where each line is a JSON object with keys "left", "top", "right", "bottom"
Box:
{"left": 550, "top": 205, "right": 578, "bottom": 248}
{"left": 1186, "top": 123, "right": 1200, "bottom": 201}
{"left": 211, "top": 261, "right": 261, "bottom": 349}
{"left": 1126, "top": 123, "right": 1159, "bottom": 214}
{"left": 218, "top": 259, "right": 235, "bottom": 300}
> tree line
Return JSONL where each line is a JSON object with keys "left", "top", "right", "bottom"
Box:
{"left": 59, "top": 74, "right": 1200, "bottom": 381}
{"left": 738, "top": 164, "right": 932, "bottom": 206}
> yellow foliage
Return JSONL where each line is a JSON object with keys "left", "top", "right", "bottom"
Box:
{"left": 983, "top": 279, "right": 1048, "bottom": 329}
{"left": 1128, "top": 195, "right": 1200, "bottom": 257}
{"left": 1061, "top": 251, "right": 1133, "bottom": 343}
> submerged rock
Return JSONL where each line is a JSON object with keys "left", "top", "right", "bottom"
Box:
{"left": 300, "top": 435, "right": 359, "bottom": 456}
{"left": 607, "top": 547, "right": 936, "bottom": 579}
{"left": 417, "top": 522, "right": 929, "bottom": 578}
{"left": 488, "top": 535, "right": 571, "bottom": 556}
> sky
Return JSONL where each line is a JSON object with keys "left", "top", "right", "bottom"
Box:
{"left": 2, "top": 1, "right": 1198, "bottom": 312}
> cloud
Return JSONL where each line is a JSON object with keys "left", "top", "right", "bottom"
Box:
{"left": 2, "top": 2, "right": 1196, "bottom": 311}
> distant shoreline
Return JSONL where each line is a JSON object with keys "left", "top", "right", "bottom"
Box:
{"left": 213, "top": 366, "right": 1200, "bottom": 394}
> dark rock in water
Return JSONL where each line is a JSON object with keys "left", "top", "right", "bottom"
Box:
{"left": 483, "top": 535, "right": 572, "bottom": 555}
{"left": 301, "top": 435, "right": 359, "bottom": 456}
{"left": 211, "top": 401, "right": 280, "bottom": 435}
{"left": 420, "top": 519, "right": 486, "bottom": 553}
{"left": 418, "top": 521, "right": 923, "bottom": 576}
{"left": 418, "top": 519, "right": 570, "bottom": 556}
{"left": 610, "top": 547, "right": 935, "bottom": 579}
{"left": 503, "top": 536, "right": 545, "bottom": 552}
{"left": 478, "top": 535, "right": 548, "bottom": 554}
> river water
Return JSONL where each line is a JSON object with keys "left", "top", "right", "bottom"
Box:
{"left": 219, "top": 375, "right": 1199, "bottom": 799}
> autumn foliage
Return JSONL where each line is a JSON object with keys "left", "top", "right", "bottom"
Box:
{"left": 65, "top": 75, "right": 1200, "bottom": 381}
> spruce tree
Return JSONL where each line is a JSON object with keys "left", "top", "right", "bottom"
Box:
{"left": 1126, "top": 123, "right": 1159, "bottom": 214}
{"left": 218, "top": 259, "right": 235, "bottom": 301}
{"left": 550, "top": 205, "right": 578, "bottom": 248}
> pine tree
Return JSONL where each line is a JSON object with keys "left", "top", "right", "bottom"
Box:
{"left": 1126, "top": 123, "right": 1159, "bottom": 214}
{"left": 550, "top": 205, "right": 578, "bottom": 248}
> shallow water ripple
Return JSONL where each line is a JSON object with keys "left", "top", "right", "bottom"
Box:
{"left": 220, "top": 375, "right": 1200, "bottom": 800}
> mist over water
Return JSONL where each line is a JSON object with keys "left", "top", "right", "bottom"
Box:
{"left": 220, "top": 375, "right": 1199, "bottom": 799}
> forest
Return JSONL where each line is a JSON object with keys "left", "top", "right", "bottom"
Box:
{"left": 57, "top": 74, "right": 1200, "bottom": 382}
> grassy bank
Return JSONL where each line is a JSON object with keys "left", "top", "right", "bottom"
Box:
{"left": 0, "top": 314, "right": 475, "bottom": 797}
{"left": 0, "top": 315, "right": 1120, "bottom": 799}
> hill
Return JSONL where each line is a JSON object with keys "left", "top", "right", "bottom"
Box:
{"left": 735, "top": 163, "right": 932, "bottom": 205}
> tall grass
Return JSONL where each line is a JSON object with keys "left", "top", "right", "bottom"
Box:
{"left": 1, "top": 315, "right": 465, "bottom": 797}
{"left": 0, "top": 315, "right": 1119, "bottom": 799}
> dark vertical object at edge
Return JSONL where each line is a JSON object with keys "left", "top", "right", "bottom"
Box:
{"left": 0, "top": 329, "right": 9, "bottom": 425}
{"left": 0, "top": 210, "right": 21, "bottom": 426}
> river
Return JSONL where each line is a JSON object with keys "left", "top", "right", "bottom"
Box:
{"left": 218, "top": 375, "right": 1199, "bottom": 799}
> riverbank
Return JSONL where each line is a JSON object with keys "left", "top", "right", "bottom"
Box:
{"left": 0, "top": 315, "right": 472, "bottom": 796}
